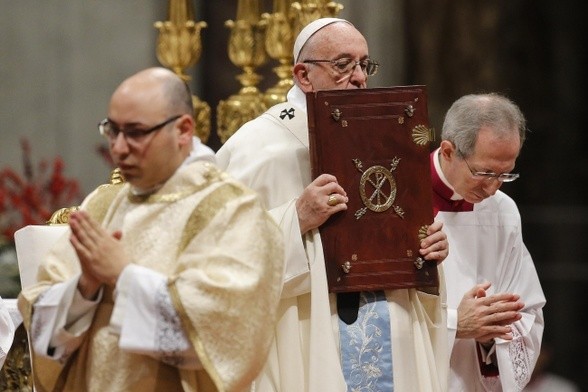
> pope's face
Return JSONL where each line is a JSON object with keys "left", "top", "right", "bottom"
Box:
{"left": 300, "top": 23, "right": 370, "bottom": 91}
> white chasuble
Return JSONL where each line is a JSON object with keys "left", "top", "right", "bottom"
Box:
{"left": 217, "top": 86, "right": 449, "bottom": 392}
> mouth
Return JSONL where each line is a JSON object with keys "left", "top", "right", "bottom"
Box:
{"left": 116, "top": 163, "right": 136, "bottom": 174}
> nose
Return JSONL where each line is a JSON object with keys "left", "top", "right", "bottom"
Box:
{"left": 349, "top": 63, "right": 368, "bottom": 87}
{"left": 481, "top": 178, "right": 502, "bottom": 197}
{"left": 110, "top": 133, "right": 130, "bottom": 155}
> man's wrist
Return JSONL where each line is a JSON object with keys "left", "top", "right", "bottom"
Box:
{"left": 480, "top": 340, "right": 494, "bottom": 349}
{"left": 77, "top": 277, "right": 101, "bottom": 300}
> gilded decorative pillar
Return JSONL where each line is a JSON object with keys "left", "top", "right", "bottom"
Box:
{"left": 291, "top": 0, "right": 344, "bottom": 34}
{"left": 261, "top": 0, "right": 296, "bottom": 108}
{"left": 261, "top": 0, "right": 344, "bottom": 107}
{"left": 155, "top": 0, "right": 211, "bottom": 143}
{"left": 216, "top": 0, "right": 268, "bottom": 143}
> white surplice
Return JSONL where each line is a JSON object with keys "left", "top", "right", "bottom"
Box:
{"left": 432, "top": 148, "right": 546, "bottom": 392}
{"left": 216, "top": 86, "right": 449, "bottom": 392}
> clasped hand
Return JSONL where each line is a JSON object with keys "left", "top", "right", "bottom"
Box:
{"left": 68, "top": 210, "right": 130, "bottom": 299}
{"left": 457, "top": 282, "right": 524, "bottom": 344}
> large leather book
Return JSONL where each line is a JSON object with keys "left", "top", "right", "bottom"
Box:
{"left": 307, "top": 86, "right": 438, "bottom": 293}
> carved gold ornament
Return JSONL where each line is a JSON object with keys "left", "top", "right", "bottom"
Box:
{"left": 353, "top": 157, "right": 404, "bottom": 220}
{"left": 411, "top": 124, "right": 435, "bottom": 146}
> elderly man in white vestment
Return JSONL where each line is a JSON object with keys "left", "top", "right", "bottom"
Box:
{"left": 17, "top": 67, "right": 284, "bottom": 392}
{"left": 430, "top": 93, "right": 546, "bottom": 391}
{"left": 216, "top": 18, "right": 450, "bottom": 392}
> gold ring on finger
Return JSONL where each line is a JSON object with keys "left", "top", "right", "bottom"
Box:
{"left": 327, "top": 194, "right": 338, "bottom": 206}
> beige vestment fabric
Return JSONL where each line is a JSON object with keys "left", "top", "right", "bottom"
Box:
{"left": 216, "top": 86, "right": 449, "bottom": 392}
{"left": 18, "top": 161, "right": 284, "bottom": 392}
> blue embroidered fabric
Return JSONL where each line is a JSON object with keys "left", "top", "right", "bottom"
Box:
{"left": 339, "top": 291, "right": 394, "bottom": 391}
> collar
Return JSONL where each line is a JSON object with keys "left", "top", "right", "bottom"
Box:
{"left": 286, "top": 85, "right": 308, "bottom": 114}
{"left": 431, "top": 148, "right": 473, "bottom": 213}
{"left": 130, "top": 183, "right": 163, "bottom": 197}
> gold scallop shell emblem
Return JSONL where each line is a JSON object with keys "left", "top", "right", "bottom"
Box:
{"left": 411, "top": 124, "right": 433, "bottom": 146}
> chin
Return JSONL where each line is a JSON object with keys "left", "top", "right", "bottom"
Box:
{"left": 120, "top": 172, "right": 139, "bottom": 185}
{"left": 467, "top": 195, "right": 485, "bottom": 204}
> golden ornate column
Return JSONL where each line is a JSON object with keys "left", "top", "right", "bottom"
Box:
{"left": 262, "top": 0, "right": 344, "bottom": 107}
{"left": 216, "top": 0, "right": 268, "bottom": 144}
{"left": 155, "top": 0, "right": 211, "bottom": 143}
{"left": 261, "top": 0, "right": 296, "bottom": 108}
{"left": 291, "top": 0, "right": 344, "bottom": 33}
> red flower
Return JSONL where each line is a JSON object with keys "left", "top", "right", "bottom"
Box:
{"left": 0, "top": 138, "right": 81, "bottom": 243}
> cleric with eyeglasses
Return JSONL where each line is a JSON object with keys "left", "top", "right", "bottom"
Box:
{"left": 18, "top": 67, "right": 284, "bottom": 391}
{"left": 431, "top": 93, "right": 546, "bottom": 391}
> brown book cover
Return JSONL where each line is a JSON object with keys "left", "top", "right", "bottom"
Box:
{"left": 307, "top": 86, "right": 439, "bottom": 293}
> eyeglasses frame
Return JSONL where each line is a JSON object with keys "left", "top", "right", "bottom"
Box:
{"left": 303, "top": 57, "right": 379, "bottom": 76}
{"left": 98, "top": 114, "right": 182, "bottom": 144}
{"left": 461, "top": 155, "right": 520, "bottom": 183}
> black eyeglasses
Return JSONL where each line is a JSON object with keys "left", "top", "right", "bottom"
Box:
{"left": 98, "top": 115, "right": 182, "bottom": 145}
{"left": 303, "top": 57, "right": 379, "bottom": 76}
{"left": 462, "top": 156, "right": 520, "bottom": 183}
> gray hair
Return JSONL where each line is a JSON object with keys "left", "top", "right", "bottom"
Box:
{"left": 441, "top": 93, "right": 527, "bottom": 158}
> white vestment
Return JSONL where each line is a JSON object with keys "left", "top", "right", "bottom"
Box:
{"left": 0, "top": 296, "right": 16, "bottom": 369}
{"left": 523, "top": 373, "right": 579, "bottom": 392}
{"left": 189, "top": 136, "right": 216, "bottom": 164}
{"left": 216, "top": 86, "right": 449, "bottom": 392}
{"left": 431, "top": 149, "right": 546, "bottom": 392}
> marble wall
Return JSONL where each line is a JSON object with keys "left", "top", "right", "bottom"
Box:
{"left": 0, "top": 1, "right": 166, "bottom": 194}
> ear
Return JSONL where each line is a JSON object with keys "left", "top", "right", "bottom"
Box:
{"left": 439, "top": 140, "right": 456, "bottom": 162}
{"left": 176, "top": 114, "right": 195, "bottom": 145}
{"left": 293, "top": 63, "right": 312, "bottom": 92}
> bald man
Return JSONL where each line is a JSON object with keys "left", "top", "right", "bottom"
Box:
{"left": 18, "top": 67, "right": 284, "bottom": 392}
{"left": 217, "top": 19, "right": 449, "bottom": 392}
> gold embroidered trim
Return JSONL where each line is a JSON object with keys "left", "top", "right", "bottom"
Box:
{"left": 178, "top": 182, "right": 245, "bottom": 256}
{"left": 167, "top": 277, "right": 225, "bottom": 392}
{"left": 127, "top": 187, "right": 202, "bottom": 204}
{"left": 85, "top": 183, "right": 125, "bottom": 222}
{"left": 126, "top": 165, "right": 225, "bottom": 204}
{"left": 167, "top": 182, "right": 245, "bottom": 391}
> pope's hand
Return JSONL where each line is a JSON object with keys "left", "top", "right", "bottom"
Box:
{"left": 296, "top": 174, "right": 348, "bottom": 235}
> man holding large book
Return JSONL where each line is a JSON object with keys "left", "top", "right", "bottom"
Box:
{"left": 217, "top": 18, "right": 449, "bottom": 392}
